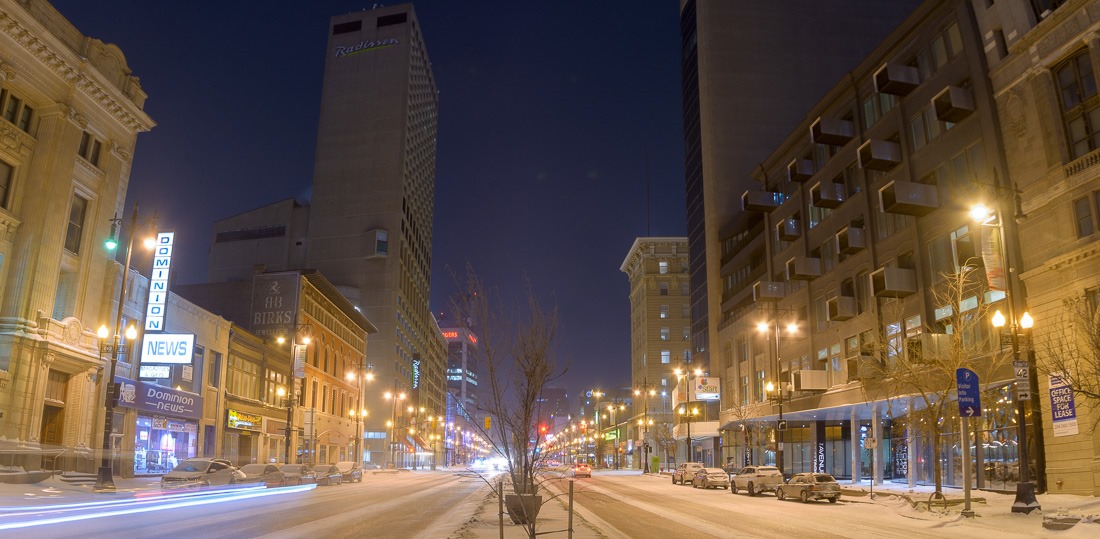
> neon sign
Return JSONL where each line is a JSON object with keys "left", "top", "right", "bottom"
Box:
{"left": 145, "top": 232, "right": 174, "bottom": 331}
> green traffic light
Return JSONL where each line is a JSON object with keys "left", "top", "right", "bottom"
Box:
{"left": 104, "top": 238, "right": 118, "bottom": 250}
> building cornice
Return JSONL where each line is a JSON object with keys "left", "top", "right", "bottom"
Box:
{"left": 0, "top": 9, "right": 155, "bottom": 134}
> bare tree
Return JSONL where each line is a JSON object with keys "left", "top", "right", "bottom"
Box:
{"left": 650, "top": 422, "right": 677, "bottom": 470}
{"left": 856, "top": 267, "right": 1010, "bottom": 495}
{"left": 1036, "top": 295, "right": 1100, "bottom": 428}
{"left": 452, "top": 265, "right": 566, "bottom": 536}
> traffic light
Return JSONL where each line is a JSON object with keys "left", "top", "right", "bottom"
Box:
{"left": 104, "top": 217, "right": 120, "bottom": 251}
{"left": 484, "top": 416, "right": 491, "bottom": 430}
{"left": 539, "top": 424, "right": 548, "bottom": 435}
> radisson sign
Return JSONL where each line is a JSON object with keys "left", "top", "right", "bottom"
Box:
{"left": 334, "top": 38, "right": 399, "bottom": 58}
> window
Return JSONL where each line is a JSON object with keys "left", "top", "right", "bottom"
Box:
{"left": 680, "top": 282, "right": 689, "bottom": 295}
{"left": 63, "top": 195, "right": 88, "bottom": 254}
{"left": 660, "top": 327, "right": 670, "bottom": 341}
{"left": 209, "top": 352, "right": 222, "bottom": 388}
{"left": 1056, "top": 51, "right": 1100, "bottom": 159}
{"left": 740, "top": 375, "right": 750, "bottom": 406}
{"left": 226, "top": 355, "right": 260, "bottom": 400}
{"left": 660, "top": 305, "right": 669, "bottom": 319}
{"left": 862, "top": 91, "right": 898, "bottom": 129}
{"left": 264, "top": 370, "right": 287, "bottom": 407}
{"left": 659, "top": 261, "right": 669, "bottom": 274}
{"left": 0, "top": 159, "right": 12, "bottom": 209}
{"left": 928, "top": 234, "right": 953, "bottom": 282}
{"left": 683, "top": 350, "right": 691, "bottom": 362}
{"left": 77, "top": 132, "right": 103, "bottom": 168}
{"left": 754, "top": 370, "right": 765, "bottom": 402}
{"left": 682, "top": 327, "right": 690, "bottom": 340}
{"left": 659, "top": 283, "right": 669, "bottom": 296}
{"left": 992, "top": 29, "right": 1008, "bottom": 60}
{"left": 661, "top": 350, "right": 671, "bottom": 364}
{"left": 681, "top": 304, "right": 690, "bottom": 317}
{"left": 1074, "top": 196, "right": 1094, "bottom": 237}
{"left": 0, "top": 89, "right": 33, "bottom": 133}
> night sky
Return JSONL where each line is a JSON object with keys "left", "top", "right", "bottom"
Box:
{"left": 51, "top": 1, "right": 686, "bottom": 396}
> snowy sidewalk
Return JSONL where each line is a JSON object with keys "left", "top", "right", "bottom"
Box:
{"left": 446, "top": 472, "right": 605, "bottom": 539}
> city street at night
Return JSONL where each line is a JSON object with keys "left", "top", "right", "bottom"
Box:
{"left": 4, "top": 469, "right": 1099, "bottom": 538}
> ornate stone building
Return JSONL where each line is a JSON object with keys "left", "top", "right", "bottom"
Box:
{"left": 0, "top": 0, "right": 153, "bottom": 463}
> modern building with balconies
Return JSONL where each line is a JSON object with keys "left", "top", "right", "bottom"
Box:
{"left": 708, "top": 0, "right": 1063, "bottom": 496}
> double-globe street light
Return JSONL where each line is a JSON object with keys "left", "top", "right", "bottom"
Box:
{"left": 94, "top": 203, "right": 155, "bottom": 492}
{"left": 275, "top": 329, "right": 311, "bottom": 465}
{"left": 346, "top": 364, "right": 374, "bottom": 463}
{"left": 757, "top": 315, "right": 798, "bottom": 476}
{"left": 673, "top": 367, "right": 702, "bottom": 463}
{"left": 971, "top": 202, "right": 1043, "bottom": 513}
{"left": 384, "top": 382, "right": 407, "bottom": 468}
{"left": 634, "top": 382, "right": 656, "bottom": 472}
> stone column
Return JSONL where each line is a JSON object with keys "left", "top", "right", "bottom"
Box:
{"left": 908, "top": 419, "right": 917, "bottom": 488}
{"left": 872, "top": 404, "right": 883, "bottom": 486}
{"left": 851, "top": 408, "right": 861, "bottom": 485}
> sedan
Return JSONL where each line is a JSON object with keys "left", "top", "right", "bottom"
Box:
{"left": 267, "top": 464, "right": 317, "bottom": 487}
{"left": 572, "top": 463, "right": 592, "bottom": 478}
{"left": 776, "top": 473, "right": 842, "bottom": 503}
{"left": 312, "top": 463, "right": 344, "bottom": 486}
{"left": 334, "top": 461, "right": 363, "bottom": 483}
{"left": 160, "top": 458, "right": 245, "bottom": 489}
{"left": 238, "top": 463, "right": 281, "bottom": 484}
{"left": 691, "top": 467, "right": 730, "bottom": 489}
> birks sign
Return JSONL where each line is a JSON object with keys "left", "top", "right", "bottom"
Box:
{"left": 145, "top": 232, "right": 175, "bottom": 332}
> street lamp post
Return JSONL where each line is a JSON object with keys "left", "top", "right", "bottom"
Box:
{"left": 972, "top": 203, "right": 1041, "bottom": 513}
{"left": 634, "top": 382, "right": 656, "bottom": 472}
{"left": 758, "top": 316, "right": 796, "bottom": 477}
{"left": 674, "top": 367, "right": 702, "bottom": 464}
{"left": 678, "top": 404, "right": 698, "bottom": 462}
{"left": 276, "top": 329, "right": 311, "bottom": 465}
{"left": 276, "top": 386, "right": 295, "bottom": 464}
{"left": 384, "top": 382, "right": 406, "bottom": 469}
{"left": 94, "top": 203, "right": 152, "bottom": 492}
{"left": 591, "top": 390, "right": 604, "bottom": 467}
{"left": 606, "top": 401, "right": 625, "bottom": 469}
{"left": 347, "top": 364, "right": 373, "bottom": 463}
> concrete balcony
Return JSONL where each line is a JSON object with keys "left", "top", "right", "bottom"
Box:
{"left": 811, "top": 117, "right": 855, "bottom": 147}
{"left": 933, "top": 85, "right": 975, "bottom": 124}
{"left": 873, "top": 62, "right": 920, "bottom": 96}
{"left": 870, "top": 266, "right": 917, "bottom": 298}
{"left": 879, "top": 180, "right": 939, "bottom": 217}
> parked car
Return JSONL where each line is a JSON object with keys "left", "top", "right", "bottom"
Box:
{"left": 362, "top": 461, "right": 382, "bottom": 470}
{"left": 267, "top": 464, "right": 318, "bottom": 487}
{"left": 238, "top": 463, "right": 281, "bottom": 484}
{"left": 334, "top": 461, "right": 363, "bottom": 483}
{"left": 692, "top": 467, "right": 730, "bottom": 489}
{"left": 776, "top": 473, "right": 842, "bottom": 503}
{"left": 161, "top": 458, "right": 245, "bottom": 489}
{"left": 730, "top": 465, "right": 783, "bottom": 496}
{"left": 672, "top": 462, "right": 704, "bottom": 485}
{"left": 572, "top": 463, "right": 592, "bottom": 478}
{"left": 312, "top": 463, "right": 344, "bottom": 486}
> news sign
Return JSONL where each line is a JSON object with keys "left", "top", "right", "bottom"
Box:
{"left": 140, "top": 333, "right": 195, "bottom": 364}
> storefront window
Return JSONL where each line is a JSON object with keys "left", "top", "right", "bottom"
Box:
{"left": 134, "top": 415, "right": 197, "bottom": 475}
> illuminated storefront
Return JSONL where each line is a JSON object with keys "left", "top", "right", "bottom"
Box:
{"left": 115, "top": 377, "right": 202, "bottom": 475}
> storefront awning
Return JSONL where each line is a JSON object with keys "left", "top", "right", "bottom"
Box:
{"left": 397, "top": 437, "right": 415, "bottom": 451}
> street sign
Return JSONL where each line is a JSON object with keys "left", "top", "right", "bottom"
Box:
{"left": 956, "top": 367, "right": 982, "bottom": 417}
{"left": 1014, "top": 360, "right": 1032, "bottom": 401}
{"left": 778, "top": 420, "right": 788, "bottom": 431}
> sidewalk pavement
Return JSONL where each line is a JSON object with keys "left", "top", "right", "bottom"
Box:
{"left": 0, "top": 473, "right": 164, "bottom": 507}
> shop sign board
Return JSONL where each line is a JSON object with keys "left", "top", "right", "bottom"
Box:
{"left": 1049, "top": 373, "right": 1079, "bottom": 437}
{"left": 227, "top": 409, "right": 263, "bottom": 432}
{"left": 145, "top": 232, "right": 175, "bottom": 332}
{"left": 140, "top": 333, "right": 195, "bottom": 364}
{"left": 694, "top": 377, "right": 720, "bottom": 401}
{"left": 114, "top": 376, "right": 202, "bottom": 421}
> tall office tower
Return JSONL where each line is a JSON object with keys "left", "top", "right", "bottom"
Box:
{"left": 679, "top": 0, "right": 921, "bottom": 374}
{"left": 308, "top": 4, "right": 440, "bottom": 456}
